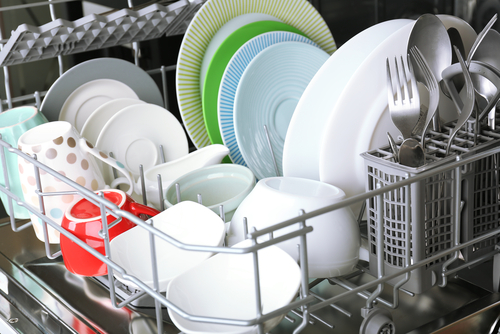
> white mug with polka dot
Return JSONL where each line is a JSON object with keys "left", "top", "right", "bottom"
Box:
{"left": 17, "top": 121, "right": 135, "bottom": 244}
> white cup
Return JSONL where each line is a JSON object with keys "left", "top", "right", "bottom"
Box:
{"left": 17, "top": 121, "right": 134, "bottom": 243}
{"left": 228, "top": 176, "right": 361, "bottom": 278}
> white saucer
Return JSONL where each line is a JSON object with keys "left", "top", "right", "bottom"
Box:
{"left": 95, "top": 104, "right": 188, "bottom": 182}
{"left": 80, "top": 98, "right": 146, "bottom": 145}
{"left": 59, "top": 79, "right": 139, "bottom": 132}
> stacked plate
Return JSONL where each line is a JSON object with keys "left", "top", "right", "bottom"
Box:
{"left": 176, "top": 0, "right": 335, "bottom": 178}
{"left": 41, "top": 57, "right": 189, "bottom": 189}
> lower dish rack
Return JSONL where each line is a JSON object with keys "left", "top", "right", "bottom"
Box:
{"left": 2, "top": 117, "right": 500, "bottom": 334}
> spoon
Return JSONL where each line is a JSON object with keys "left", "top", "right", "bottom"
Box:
{"left": 408, "top": 14, "right": 452, "bottom": 132}
{"left": 398, "top": 138, "right": 425, "bottom": 167}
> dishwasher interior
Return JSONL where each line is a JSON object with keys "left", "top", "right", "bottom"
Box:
{"left": 1, "top": 1, "right": 500, "bottom": 333}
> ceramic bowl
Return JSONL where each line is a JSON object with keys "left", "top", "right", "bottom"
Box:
{"left": 227, "top": 177, "right": 360, "bottom": 278}
{"left": 164, "top": 164, "right": 255, "bottom": 222}
{"left": 109, "top": 201, "right": 225, "bottom": 292}
{"left": 166, "top": 239, "right": 300, "bottom": 334}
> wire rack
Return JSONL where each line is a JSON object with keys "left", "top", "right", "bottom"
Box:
{"left": 2, "top": 2, "right": 500, "bottom": 334}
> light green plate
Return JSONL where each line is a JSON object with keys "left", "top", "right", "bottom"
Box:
{"left": 176, "top": 0, "right": 337, "bottom": 149}
{"left": 203, "top": 20, "right": 305, "bottom": 146}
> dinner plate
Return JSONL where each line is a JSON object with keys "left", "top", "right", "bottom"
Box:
{"left": 203, "top": 20, "right": 305, "bottom": 146}
{"left": 95, "top": 103, "right": 188, "bottom": 182}
{"left": 80, "top": 98, "right": 146, "bottom": 145}
{"left": 40, "top": 57, "right": 164, "bottom": 122}
{"left": 59, "top": 79, "right": 139, "bottom": 132}
{"left": 199, "top": 13, "right": 281, "bottom": 91}
{"left": 218, "top": 31, "right": 318, "bottom": 166}
{"left": 234, "top": 42, "right": 329, "bottom": 180}
{"left": 318, "top": 15, "right": 477, "bottom": 217}
{"left": 176, "top": 0, "right": 336, "bottom": 149}
{"left": 282, "top": 19, "right": 413, "bottom": 181}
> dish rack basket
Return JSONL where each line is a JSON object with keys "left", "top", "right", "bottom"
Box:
{"left": 362, "top": 121, "right": 500, "bottom": 294}
{"left": 2, "top": 2, "right": 500, "bottom": 334}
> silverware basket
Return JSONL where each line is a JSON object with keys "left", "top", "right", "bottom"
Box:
{"left": 362, "top": 122, "right": 500, "bottom": 294}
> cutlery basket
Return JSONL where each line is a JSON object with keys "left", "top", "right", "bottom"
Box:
{"left": 362, "top": 124, "right": 500, "bottom": 294}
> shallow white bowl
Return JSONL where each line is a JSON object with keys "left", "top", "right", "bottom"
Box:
{"left": 109, "top": 201, "right": 225, "bottom": 292}
{"left": 166, "top": 239, "right": 301, "bottom": 334}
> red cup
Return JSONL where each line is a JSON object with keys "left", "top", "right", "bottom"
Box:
{"left": 60, "top": 189, "right": 160, "bottom": 276}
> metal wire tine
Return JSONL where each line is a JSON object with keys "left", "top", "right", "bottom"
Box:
{"left": 157, "top": 174, "right": 165, "bottom": 211}
{"left": 175, "top": 182, "right": 181, "bottom": 204}
{"left": 139, "top": 164, "right": 147, "bottom": 205}
{"left": 159, "top": 144, "right": 166, "bottom": 164}
{"left": 263, "top": 125, "right": 280, "bottom": 177}
{"left": 197, "top": 193, "right": 202, "bottom": 205}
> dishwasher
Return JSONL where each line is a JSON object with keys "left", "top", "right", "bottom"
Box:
{"left": 1, "top": 1, "right": 500, "bottom": 333}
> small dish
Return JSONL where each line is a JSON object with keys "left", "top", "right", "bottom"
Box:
{"left": 164, "top": 164, "right": 255, "bottom": 222}
{"left": 199, "top": 13, "right": 281, "bottom": 91}
{"left": 80, "top": 97, "right": 146, "bottom": 145}
{"left": 58, "top": 79, "right": 139, "bottom": 132}
{"left": 95, "top": 103, "right": 188, "bottom": 182}
{"left": 166, "top": 239, "right": 301, "bottom": 334}
{"left": 110, "top": 201, "right": 225, "bottom": 292}
{"left": 234, "top": 42, "right": 329, "bottom": 180}
{"left": 40, "top": 57, "right": 164, "bottom": 122}
{"left": 218, "top": 31, "right": 318, "bottom": 166}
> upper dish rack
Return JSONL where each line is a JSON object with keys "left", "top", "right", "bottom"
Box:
{"left": 0, "top": 0, "right": 204, "bottom": 67}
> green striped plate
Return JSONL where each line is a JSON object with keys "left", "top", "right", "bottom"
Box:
{"left": 176, "top": 0, "right": 336, "bottom": 148}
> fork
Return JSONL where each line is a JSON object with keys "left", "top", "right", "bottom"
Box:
{"left": 444, "top": 46, "right": 475, "bottom": 155}
{"left": 409, "top": 46, "right": 440, "bottom": 149}
{"left": 386, "top": 55, "right": 421, "bottom": 139}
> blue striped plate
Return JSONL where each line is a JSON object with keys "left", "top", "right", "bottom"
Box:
{"left": 218, "top": 31, "right": 318, "bottom": 166}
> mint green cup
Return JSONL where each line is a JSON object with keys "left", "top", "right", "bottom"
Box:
{"left": 0, "top": 106, "right": 48, "bottom": 218}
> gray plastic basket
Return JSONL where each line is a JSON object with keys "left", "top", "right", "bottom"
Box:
{"left": 362, "top": 124, "right": 500, "bottom": 294}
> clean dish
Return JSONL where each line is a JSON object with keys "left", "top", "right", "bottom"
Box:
{"left": 219, "top": 31, "right": 318, "bottom": 166}
{"left": 58, "top": 79, "right": 139, "bottom": 132}
{"left": 166, "top": 239, "right": 301, "bottom": 334}
{"left": 95, "top": 103, "right": 188, "bottom": 182}
{"left": 228, "top": 177, "right": 360, "bottom": 278}
{"left": 234, "top": 42, "right": 329, "bottom": 180}
{"left": 318, "top": 15, "right": 477, "bottom": 218}
{"left": 40, "top": 57, "right": 164, "bottom": 122}
{"left": 203, "top": 21, "right": 306, "bottom": 146}
{"left": 135, "top": 144, "right": 230, "bottom": 210}
{"left": 110, "top": 201, "right": 225, "bottom": 292}
{"left": 80, "top": 98, "right": 146, "bottom": 145}
{"left": 199, "top": 13, "right": 281, "bottom": 91}
{"left": 164, "top": 164, "right": 255, "bottom": 222}
{"left": 176, "top": 0, "right": 336, "bottom": 149}
{"left": 282, "top": 19, "right": 413, "bottom": 182}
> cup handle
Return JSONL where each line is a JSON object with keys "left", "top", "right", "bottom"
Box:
{"left": 128, "top": 202, "right": 161, "bottom": 217}
{"left": 79, "top": 138, "right": 135, "bottom": 195}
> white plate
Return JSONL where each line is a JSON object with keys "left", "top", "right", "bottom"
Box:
{"left": 176, "top": 0, "right": 336, "bottom": 149}
{"left": 95, "top": 103, "right": 188, "bottom": 181}
{"left": 318, "top": 15, "right": 477, "bottom": 217}
{"left": 282, "top": 19, "right": 413, "bottom": 181}
{"left": 199, "top": 13, "right": 281, "bottom": 91}
{"left": 40, "top": 57, "right": 164, "bottom": 122}
{"left": 167, "top": 239, "right": 301, "bottom": 334}
{"left": 110, "top": 201, "right": 225, "bottom": 292}
{"left": 59, "top": 79, "right": 139, "bottom": 132}
{"left": 219, "top": 31, "right": 318, "bottom": 166}
{"left": 80, "top": 98, "right": 146, "bottom": 145}
{"left": 234, "top": 42, "right": 329, "bottom": 180}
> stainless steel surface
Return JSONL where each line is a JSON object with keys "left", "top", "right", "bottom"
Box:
{"left": 386, "top": 132, "right": 399, "bottom": 162}
{"left": 398, "top": 138, "right": 425, "bottom": 167}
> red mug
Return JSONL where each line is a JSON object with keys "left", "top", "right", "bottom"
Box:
{"left": 60, "top": 189, "right": 160, "bottom": 276}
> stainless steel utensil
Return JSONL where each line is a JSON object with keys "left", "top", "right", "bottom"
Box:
{"left": 408, "top": 13, "right": 452, "bottom": 132}
{"left": 386, "top": 56, "right": 421, "bottom": 140}
{"left": 409, "top": 46, "right": 440, "bottom": 150}
{"left": 443, "top": 46, "right": 476, "bottom": 155}
{"left": 387, "top": 132, "right": 399, "bottom": 163}
{"left": 466, "top": 13, "right": 497, "bottom": 66}
{"left": 398, "top": 138, "right": 425, "bottom": 167}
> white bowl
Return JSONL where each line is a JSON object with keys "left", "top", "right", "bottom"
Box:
{"left": 228, "top": 177, "right": 360, "bottom": 278}
{"left": 164, "top": 164, "right": 255, "bottom": 222}
{"left": 109, "top": 201, "right": 225, "bottom": 292}
{"left": 166, "top": 239, "right": 301, "bottom": 334}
